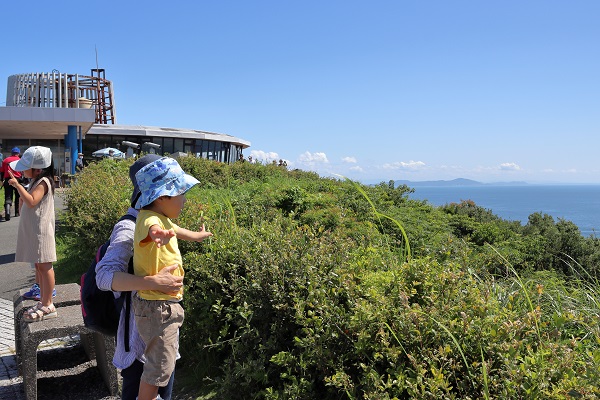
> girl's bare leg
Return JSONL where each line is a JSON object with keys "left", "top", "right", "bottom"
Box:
{"left": 36, "top": 263, "right": 55, "bottom": 307}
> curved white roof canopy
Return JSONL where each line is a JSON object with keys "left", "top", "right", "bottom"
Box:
{"left": 0, "top": 107, "right": 95, "bottom": 139}
{"left": 87, "top": 124, "right": 251, "bottom": 148}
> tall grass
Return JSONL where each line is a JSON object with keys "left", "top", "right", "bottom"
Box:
{"left": 347, "top": 177, "right": 412, "bottom": 263}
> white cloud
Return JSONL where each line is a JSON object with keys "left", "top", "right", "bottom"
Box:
{"left": 297, "top": 151, "right": 329, "bottom": 164}
{"left": 342, "top": 156, "right": 357, "bottom": 163}
{"left": 350, "top": 165, "right": 363, "bottom": 172}
{"left": 250, "top": 150, "right": 279, "bottom": 163}
{"left": 382, "top": 160, "right": 426, "bottom": 170}
{"left": 499, "top": 162, "right": 521, "bottom": 171}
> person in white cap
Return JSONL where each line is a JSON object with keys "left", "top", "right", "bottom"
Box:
{"left": 76, "top": 152, "right": 84, "bottom": 172}
{"left": 8, "top": 146, "right": 57, "bottom": 322}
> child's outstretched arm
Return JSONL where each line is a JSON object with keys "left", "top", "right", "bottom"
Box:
{"left": 141, "top": 224, "right": 176, "bottom": 248}
{"left": 175, "top": 224, "right": 213, "bottom": 242}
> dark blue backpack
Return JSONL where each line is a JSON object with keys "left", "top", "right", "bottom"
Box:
{"left": 80, "top": 214, "right": 136, "bottom": 350}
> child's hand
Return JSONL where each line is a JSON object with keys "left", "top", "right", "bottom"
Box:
{"left": 8, "top": 170, "right": 18, "bottom": 187}
{"left": 198, "top": 223, "right": 213, "bottom": 241}
{"left": 149, "top": 226, "right": 176, "bottom": 248}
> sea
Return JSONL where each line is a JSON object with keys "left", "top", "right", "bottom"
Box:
{"left": 406, "top": 185, "right": 600, "bottom": 237}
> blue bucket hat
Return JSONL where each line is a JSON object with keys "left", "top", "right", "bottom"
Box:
{"left": 134, "top": 157, "right": 199, "bottom": 209}
{"left": 11, "top": 147, "right": 20, "bottom": 154}
{"left": 129, "top": 154, "right": 162, "bottom": 207}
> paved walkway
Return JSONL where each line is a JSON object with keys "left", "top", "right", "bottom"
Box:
{"left": 0, "top": 188, "right": 70, "bottom": 399}
{"left": 0, "top": 297, "right": 22, "bottom": 399}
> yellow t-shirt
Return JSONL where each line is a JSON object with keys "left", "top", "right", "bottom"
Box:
{"left": 133, "top": 210, "right": 184, "bottom": 301}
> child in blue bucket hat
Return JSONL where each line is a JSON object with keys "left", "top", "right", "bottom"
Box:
{"left": 132, "top": 157, "right": 212, "bottom": 399}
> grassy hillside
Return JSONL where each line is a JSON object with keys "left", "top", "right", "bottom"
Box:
{"left": 57, "top": 157, "right": 600, "bottom": 399}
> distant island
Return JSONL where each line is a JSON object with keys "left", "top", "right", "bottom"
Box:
{"left": 393, "top": 178, "right": 529, "bottom": 187}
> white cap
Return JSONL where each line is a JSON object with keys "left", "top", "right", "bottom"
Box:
{"left": 10, "top": 146, "right": 53, "bottom": 171}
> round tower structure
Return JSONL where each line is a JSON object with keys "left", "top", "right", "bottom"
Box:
{"left": 6, "top": 69, "right": 116, "bottom": 124}
{"left": 0, "top": 68, "right": 250, "bottom": 179}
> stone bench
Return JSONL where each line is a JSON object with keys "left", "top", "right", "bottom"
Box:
{"left": 13, "top": 283, "right": 118, "bottom": 400}
{"left": 13, "top": 283, "right": 84, "bottom": 375}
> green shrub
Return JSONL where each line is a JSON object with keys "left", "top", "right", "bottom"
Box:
{"left": 60, "top": 158, "right": 133, "bottom": 252}
{"left": 57, "top": 157, "right": 600, "bottom": 399}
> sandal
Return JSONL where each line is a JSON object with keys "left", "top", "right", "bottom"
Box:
{"left": 24, "top": 303, "right": 57, "bottom": 322}
{"left": 26, "top": 301, "right": 42, "bottom": 312}
{"left": 23, "top": 302, "right": 42, "bottom": 317}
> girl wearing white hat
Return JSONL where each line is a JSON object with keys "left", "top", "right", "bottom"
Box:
{"left": 8, "top": 146, "right": 57, "bottom": 321}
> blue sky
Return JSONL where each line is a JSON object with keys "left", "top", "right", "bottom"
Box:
{"left": 2, "top": 1, "right": 599, "bottom": 184}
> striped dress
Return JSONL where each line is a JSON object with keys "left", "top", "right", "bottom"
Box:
{"left": 15, "top": 177, "right": 56, "bottom": 263}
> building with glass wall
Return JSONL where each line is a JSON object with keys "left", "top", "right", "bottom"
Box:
{"left": 85, "top": 124, "right": 248, "bottom": 164}
{"left": 0, "top": 70, "right": 250, "bottom": 175}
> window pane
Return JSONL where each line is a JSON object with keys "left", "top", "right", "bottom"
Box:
{"left": 174, "top": 139, "right": 184, "bottom": 153}
{"left": 163, "top": 138, "right": 174, "bottom": 155}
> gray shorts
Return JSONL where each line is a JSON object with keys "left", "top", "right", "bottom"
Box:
{"left": 133, "top": 295, "right": 184, "bottom": 386}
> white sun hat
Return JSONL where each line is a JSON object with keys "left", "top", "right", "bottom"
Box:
{"left": 9, "top": 146, "right": 53, "bottom": 171}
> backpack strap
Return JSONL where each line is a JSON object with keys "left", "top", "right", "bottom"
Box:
{"left": 123, "top": 258, "right": 134, "bottom": 352}
{"left": 118, "top": 213, "right": 137, "bottom": 352}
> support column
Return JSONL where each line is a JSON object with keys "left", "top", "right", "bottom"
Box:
{"left": 78, "top": 126, "right": 83, "bottom": 154}
{"left": 65, "top": 125, "right": 78, "bottom": 175}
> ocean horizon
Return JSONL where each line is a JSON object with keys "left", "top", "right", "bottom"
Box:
{"left": 406, "top": 184, "right": 600, "bottom": 236}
